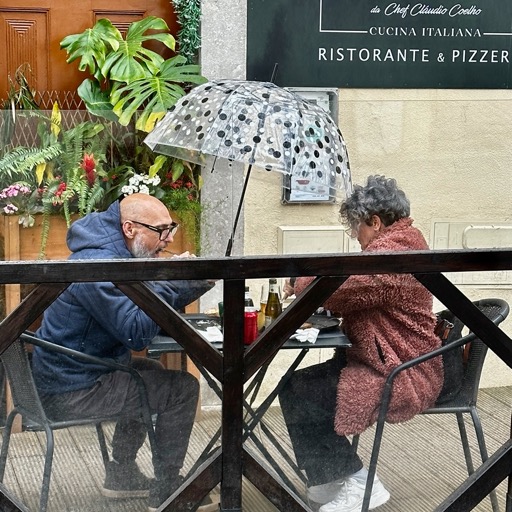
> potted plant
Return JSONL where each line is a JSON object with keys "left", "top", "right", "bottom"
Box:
{"left": 0, "top": 16, "right": 206, "bottom": 258}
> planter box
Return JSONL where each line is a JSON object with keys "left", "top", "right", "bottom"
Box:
{"left": 0, "top": 215, "right": 72, "bottom": 316}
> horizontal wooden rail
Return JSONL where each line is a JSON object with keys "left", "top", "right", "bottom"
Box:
{"left": 0, "top": 248, "right": 510, "bottom": 283}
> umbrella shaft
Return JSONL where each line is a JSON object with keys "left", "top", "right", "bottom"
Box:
{"left": 225, "top": 164, "right": 253, "bottom": 257}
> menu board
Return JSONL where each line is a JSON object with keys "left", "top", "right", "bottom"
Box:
{"left": 247, "top": 0, "right": 512, "bottom": 88}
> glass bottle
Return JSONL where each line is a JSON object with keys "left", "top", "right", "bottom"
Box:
{"left": 244, "top": 286, "right": 254, "bottom": 308}
{"left": 264, "top": 278, "right": 282, "bottom": 327}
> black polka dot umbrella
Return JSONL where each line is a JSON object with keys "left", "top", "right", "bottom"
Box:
{"left": 144, "top": 79, "right": 352, "bottom": 255}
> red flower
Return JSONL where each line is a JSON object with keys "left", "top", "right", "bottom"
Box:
{"left": 80, "top": 153, "right": 96, "bottom": 186}
{"left": 55, "top": 182, "right": 67, "bottom": 197}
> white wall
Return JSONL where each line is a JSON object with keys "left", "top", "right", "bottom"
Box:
{"left": 200, "top": 1, "right": 512, "bottom": 395}
{"left": 243, "top": 89, "right": 512, "bottom": 389}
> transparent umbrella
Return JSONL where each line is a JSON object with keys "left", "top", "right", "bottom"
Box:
{"left": 144, "top": 79, "right": 352, "bottom": 255}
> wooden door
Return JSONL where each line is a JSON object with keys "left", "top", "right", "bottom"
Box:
{"left": 0, "top": 0, "right": 178, "bottom": 104}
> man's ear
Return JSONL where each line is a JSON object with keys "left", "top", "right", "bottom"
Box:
{"left": 122, "top": 221, "right": 136, "bottom": 239}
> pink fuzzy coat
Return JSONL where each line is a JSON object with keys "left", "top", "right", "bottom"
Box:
{"left": 295, "top": 218, "right": 443, "bottom": 436}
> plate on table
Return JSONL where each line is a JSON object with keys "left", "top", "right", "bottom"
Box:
{"left": 303, "top": 315, "right": 340, "bottom": 332}
{"left": 186, "top": 315, "right": 221, "bottom": 332}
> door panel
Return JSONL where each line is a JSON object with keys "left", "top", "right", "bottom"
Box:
{"left": 0, "top": 9, "right": 49, "bottom": 97}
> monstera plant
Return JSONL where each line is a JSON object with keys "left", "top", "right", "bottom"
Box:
{"left": 60, "top": 16, "right": 207, "bottom": 132}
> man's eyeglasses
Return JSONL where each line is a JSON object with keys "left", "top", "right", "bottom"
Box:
{"left": 129, "top": 220, "right": 179, "bottom": 241}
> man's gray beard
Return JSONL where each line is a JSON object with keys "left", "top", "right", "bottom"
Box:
{"left": 131, "top": 235, "right": 156, "bottom": 258}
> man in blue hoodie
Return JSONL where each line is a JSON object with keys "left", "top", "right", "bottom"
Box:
{"left": 32, "top": 193, "right": 216, "bottom": 511}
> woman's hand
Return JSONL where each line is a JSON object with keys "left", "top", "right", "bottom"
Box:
{"left": 282, "top": 278, "right": 296, "bottom": 300}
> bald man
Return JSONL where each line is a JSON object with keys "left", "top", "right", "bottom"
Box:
{"left": 32, "top": 194, "right": 216, "bottom": 511}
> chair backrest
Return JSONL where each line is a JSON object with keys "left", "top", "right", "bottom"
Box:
{"left": 436, "top": 298, "right": 509, "bottom": 405}
{"left": 0, "top": 338, "right": 49, "bottom": 427}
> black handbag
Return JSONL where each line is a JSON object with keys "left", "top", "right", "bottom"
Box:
{"left": 434, "top": 315, "right": 465, "bottom": 404}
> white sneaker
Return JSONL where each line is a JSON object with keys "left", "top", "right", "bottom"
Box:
{"left": 318, "top": 477, "right": 390, "bottom": 512}
{"left": 350, "top": 477, "right": 390, "bottom": 509}
{"left": 307, "top": 479, "right": 344, "bottom": 504}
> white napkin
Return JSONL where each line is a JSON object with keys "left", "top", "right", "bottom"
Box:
{"left": 290, "top": 327, "right": 320, "bottom": 344}
{"left": 198, "top": 326, "right": 223, "bottom": 342}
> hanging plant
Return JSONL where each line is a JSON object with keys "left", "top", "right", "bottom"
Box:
{"left": 171, "top": 0, "right": 201, "bottom": 64}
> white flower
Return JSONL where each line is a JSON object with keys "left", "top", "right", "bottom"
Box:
{"left": 122, "top": 174, "right": 159, "bottom": 195}
{"left": 121, "top": 185, "right": 136, "bottom": 195}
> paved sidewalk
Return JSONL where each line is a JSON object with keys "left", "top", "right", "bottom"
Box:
{"left": 1, "top": 387, "right": 510, "bottom": 511}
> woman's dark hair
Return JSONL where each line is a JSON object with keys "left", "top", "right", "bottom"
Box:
{"left": 339, "top": 175, "right": 410, "bottom": 230}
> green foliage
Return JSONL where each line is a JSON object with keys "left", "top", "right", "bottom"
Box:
{"left": 0, "top": 108, "right": 111, "bottom": 229}
{"left": 0, "top": 145, "right": 62, "bottom": 180}
{"left": 171, "top": 0, "right": 201, "bottom": 64}
{"left": 60, "top": 19, "right": 121, "bottom": 80}
{"left": 1, "top": 16, "right": 206, "bottom": 255}
{"left": 60, "top": 16, "right": 206, "bottom": 129}
{"left": 112, "top": 56, "right": 206, "bottom": 130}
{"left": 1, "top": 64, "right": 41, "bottom": 149}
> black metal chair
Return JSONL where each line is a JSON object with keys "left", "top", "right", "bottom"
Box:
{"left": 354, "top": 298, "right": 509, "bottom": 512}
{"left": 0, "top": 332, "right": 160, "bottom": 512}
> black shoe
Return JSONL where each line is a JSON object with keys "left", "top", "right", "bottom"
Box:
{"left": 147, "top": 475, "right": 184, "bottom": 511}
{"left": 102, "top": 460, "right": 151, "bottom": 499}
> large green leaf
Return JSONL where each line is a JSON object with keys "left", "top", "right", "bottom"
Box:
{"left": 100, "top": 16, "right": 175, "bottom": 85}
{"left": 60, "top": 19, "right": 122, "bottom": 81}
{"left": 158, "top": 58, "right": 208, "bottom": 86}
{"left": 110, "top": 56, "right": 206, "bottom": 128}
{"left": 77, "top": 80, "right": 118, "bottom": 122}
{"left": 125, "top": 16, "right": 175, "bottom": 49}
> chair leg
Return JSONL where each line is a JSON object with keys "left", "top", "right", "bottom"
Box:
{"left": 40, "top": 426, "right": 55, "bottom": 512}
{"left": 352, "top": 434, "right": 360, "bottom": 454}
{"left": 95, "top": 423, "right": 110, "bottom": 468}
{"left": 456, "top": 412, "right": 475, "bottom": 474}
{"left": 361, "top": 423, "right": 386, "bottom": 512}
{"left": 468, "top": 407, "right": 501, "bottom": 512}
{"left": 0, "top": 411, "right": 17, "bottom": 481}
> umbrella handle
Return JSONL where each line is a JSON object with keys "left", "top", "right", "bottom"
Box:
{"left": 225, "top": 164, "right": 253, "bottom": 257}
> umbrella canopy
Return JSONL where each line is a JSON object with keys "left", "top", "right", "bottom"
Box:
{"left": 144, "top": 79, "right": 353, "bottom": 254}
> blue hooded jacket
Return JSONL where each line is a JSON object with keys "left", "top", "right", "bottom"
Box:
{"left": 33, "top": 200, "right": 213, "bottom": 394}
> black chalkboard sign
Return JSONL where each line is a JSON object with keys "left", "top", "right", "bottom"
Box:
{"left": 247, "top": 0, "right": 512, "bottom": 88}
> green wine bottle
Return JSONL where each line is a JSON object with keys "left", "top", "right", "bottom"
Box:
{"left": 264, "top": 278, "right": 282, "bottom": 327}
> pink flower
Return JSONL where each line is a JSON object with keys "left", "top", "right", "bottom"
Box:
{"left": 3, "top": 204, "right": 18, "bottom": 214}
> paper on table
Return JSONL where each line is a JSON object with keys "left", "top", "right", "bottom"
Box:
{"left": 197, "top": 326, "right": 223, "bottom": 342}
{"left": 290, "top": 327, "right": 320, "bottom": 344}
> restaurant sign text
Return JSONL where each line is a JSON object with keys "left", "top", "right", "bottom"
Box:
{"left": 246, "top": 0, "right": 512, "bottom": 88}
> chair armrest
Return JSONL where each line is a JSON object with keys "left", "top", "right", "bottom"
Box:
{"left": 21, "top": 332, "right": 142, "bottom": 380}
{"left": 374, "top": 331, "right": 476, "bottom": 425}
{"left": 385, "top": 331, "right": 475, "bottom": 387}
{"left": 20, "top": 331, "right": 161, "bottom": 473}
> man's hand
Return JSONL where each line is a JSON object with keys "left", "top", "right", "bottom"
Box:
{"left": 172, "top": 251, "right": 197, "bottom": 259}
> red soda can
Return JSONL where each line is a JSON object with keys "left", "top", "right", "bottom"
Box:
{"left": 244, "top": 307, "right": 259, "bottom": 345}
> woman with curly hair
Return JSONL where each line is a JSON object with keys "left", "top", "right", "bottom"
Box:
{"left": 279, "top": 175, "right": 443, "bottom": 512}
